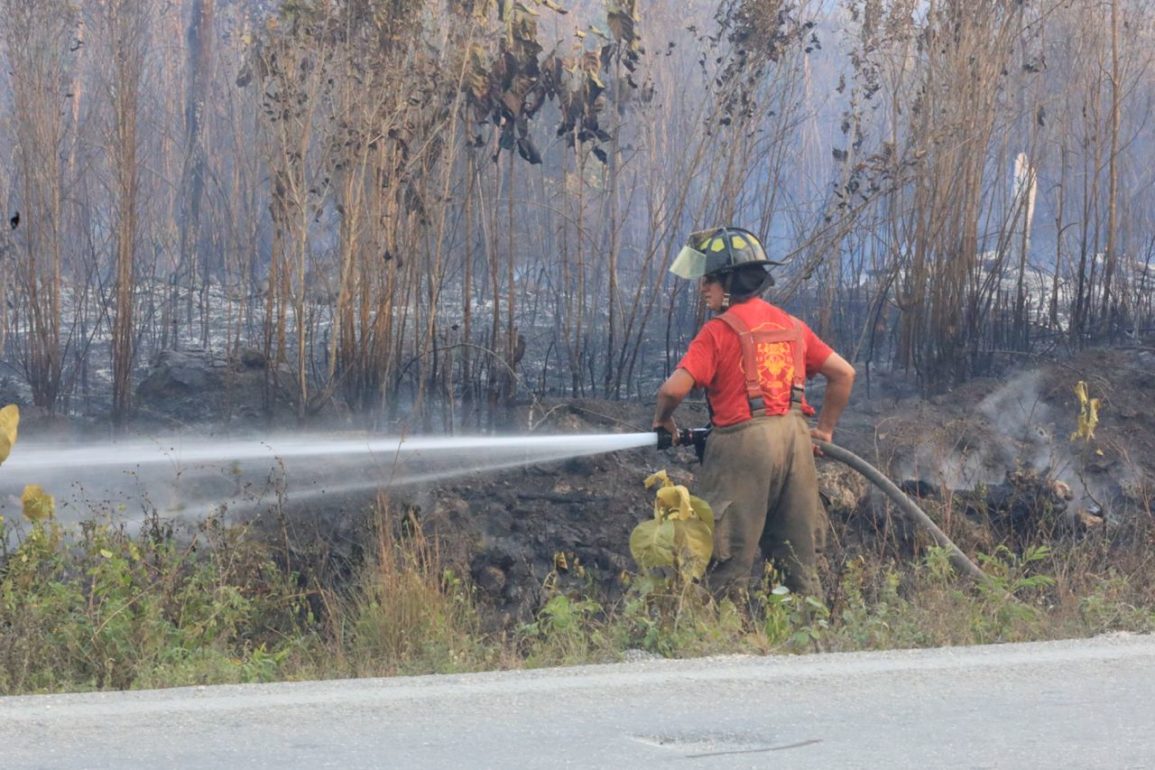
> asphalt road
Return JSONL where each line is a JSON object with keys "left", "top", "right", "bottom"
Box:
{"left": 2, "top": 634, "right": 1152, "bottom": 769}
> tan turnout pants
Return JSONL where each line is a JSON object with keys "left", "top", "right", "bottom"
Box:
{"left": 697, "top": 408, "right": 825, "bottom": 598}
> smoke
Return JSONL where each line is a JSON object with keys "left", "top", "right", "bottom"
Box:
{"left": 895, "top": 370, "right": 1124, "bottom": 515}
{"left": 976, "top": 370, "right": 1056, "bottom": 471}
{"left": 889, "top": 371, "right": 1055, "bottom": 491}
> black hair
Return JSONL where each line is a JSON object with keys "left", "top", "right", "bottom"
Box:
{"left": 726, "top": 263, "right": 773, "bottom": 300}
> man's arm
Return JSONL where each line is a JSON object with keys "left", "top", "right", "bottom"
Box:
{"left": 652, "top": 368, "right": 696, "bottom": 434}
{"left": 811, "top": 351, "right": 855, "bottom": 444}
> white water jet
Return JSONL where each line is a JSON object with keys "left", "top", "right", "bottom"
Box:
{"left": 0, "top": 431, "right": 659, "bottom": 524}
{"left": 5, "top": 432, "right": 657, "bottom": 470}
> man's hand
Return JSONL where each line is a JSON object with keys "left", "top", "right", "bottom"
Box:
{"left": 810, "top": 426, "right": 833, "bottom": 456}
{"left": 811, "top": 352, "right": 855, "bottom": 456}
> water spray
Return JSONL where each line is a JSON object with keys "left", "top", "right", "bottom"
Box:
{"left": 0, "top": 431, "right": 662, "bottom": 525}
{"left": 5, "top": 432, "right": 660, "bottom": 472}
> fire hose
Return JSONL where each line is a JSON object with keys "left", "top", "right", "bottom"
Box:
{"left": 655, "top": 426, "right": 988, "bottom": 584}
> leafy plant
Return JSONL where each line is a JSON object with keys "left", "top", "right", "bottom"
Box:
{"left": 755, "top": 584, "right": 830, "bottom": 649}
{"left": 0, "top": 403, "right": 18, "bottom": 465}
{"left": 976, "top": 544, "right": 1057, "bottom": 596}
{"left": 20, "top": 484, "right": 54, "bottom": 522}
{"left": 519, "top": 593, "right": 607, "bottom": 665}
{"left": 629, "top": 470, "right": 715, "bottom": 583}
{"left": 1070, "top": 381, "right": 1102, "bottom": 442}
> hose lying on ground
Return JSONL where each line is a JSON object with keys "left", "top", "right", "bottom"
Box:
{"left": 814, "top": 440, "right": 989, "bottom": 585}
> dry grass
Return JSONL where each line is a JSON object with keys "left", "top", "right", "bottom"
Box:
{"left": 310, "top": 495, "right": 496, "bottom": 678}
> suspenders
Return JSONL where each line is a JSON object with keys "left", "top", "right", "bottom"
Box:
{"left": 715, "top": 310, "right": 806, "bottom": 418}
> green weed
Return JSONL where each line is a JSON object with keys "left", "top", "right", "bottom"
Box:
{"left": 0, "top": 511, "right": 308, "bottom": 693}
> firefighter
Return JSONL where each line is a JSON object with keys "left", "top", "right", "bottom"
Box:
{"left": 652, "top": 226, "right": 855, "bottom": 598}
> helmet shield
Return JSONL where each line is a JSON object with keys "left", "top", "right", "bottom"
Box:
{"left": 668, "top": 227, "right": 774, "bottom": 279}
{"left": 669, "top": 241, "right": 710, "bottom": 279}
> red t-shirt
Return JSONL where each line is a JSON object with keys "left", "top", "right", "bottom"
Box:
{"left": 677, "top": 298, "right": 833, "bottom": 427}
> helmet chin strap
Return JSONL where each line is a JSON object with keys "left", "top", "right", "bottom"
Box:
{"left": 719, "top": 266, "right": 773, "bottom": 310}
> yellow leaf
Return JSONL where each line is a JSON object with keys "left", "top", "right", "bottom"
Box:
{"left": 1069, "top": 381, "right": 1101, "bottom": 441}
{"left": 629, "top": 519, "right": 676, "bottom": 569}
{"left": 644, "top": 469, "right": 672, "bottom": 490}
{"left": 674, "top": 519, "right": 714, "bottom": 580}
{"left": 100, "top": 549, "right": 114, "bottom": 559}
{"left": 0, "top": 404, "right": 19, "bottom": 466}
{"left": 689, "top": 495, "right": 715, "bottom": 531}
{"left": 655, "top": 485, "right": 693, "bottom": 521}
{"left": 21, "top": 484, "right": 55, "bottom": 522}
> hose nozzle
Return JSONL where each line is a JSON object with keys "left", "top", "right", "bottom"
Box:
{"left": 655, "top": 426, "right": 711, "bottom": 458}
